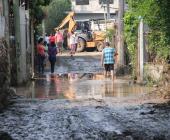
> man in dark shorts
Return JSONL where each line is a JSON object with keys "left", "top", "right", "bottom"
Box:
{"left": 101, "top": 42, "right": 118, "bottom": 79}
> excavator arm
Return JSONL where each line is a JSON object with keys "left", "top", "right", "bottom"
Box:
{"left": 54, "top": 12, "right": 77, "bottom": 33}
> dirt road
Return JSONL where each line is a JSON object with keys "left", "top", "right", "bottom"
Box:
{"left": 0, "top": 52, "right": 170, "bottom": 140}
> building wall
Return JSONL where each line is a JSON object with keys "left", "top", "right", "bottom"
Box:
{"left": 71, "top": 0, "right": 118, "bottom": 22}
{"left": 17, "top": 7, "right": 31, "bottom": 84}
{"left": 74, "top": 13, "right": 117, "bottom": 20}
{"left": 13, "top": 0, "right": 31, "bottom": 85}
{"left": 71, "top": 0, "right": 118, "bottom": 14}
{"left": 18, "top": 7, "right": 27, "bottom": 83}
{"left": 0, "top": 0, "right": 5, "bottom": 38}
{"left": 0, "top": 0, "right": 11, "bottom": 108}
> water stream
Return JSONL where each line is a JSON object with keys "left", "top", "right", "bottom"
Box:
{"left": 16, "top": 73, "right": 153, "bottom": 100}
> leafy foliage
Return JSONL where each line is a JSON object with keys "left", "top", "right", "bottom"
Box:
{"left": 106, "top": 28, "right": 116, "bottom": 46}
{"left": 124, "top": 0, "right": 170, "bottom": 68}
{"left": 44, "top": 0, "right": 71, "bottom": 34}
{"left": 30, "top": 0, "right": 51, "bottom": 25}
{"left": 124, "top": 11, "right": 138, "bottom": 68}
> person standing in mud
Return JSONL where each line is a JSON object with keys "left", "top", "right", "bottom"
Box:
{"left": 37, "top": 38, "right": 46, "bottom": 74}
{"left": 49, "top": 33, "right": 56, "bottom": 44}
{"left": 101, "top": 42, "right": 118, "bottom": 79}
{"left": 48, "top": 40, "right": 57, "bottom": 74}
{"left": 55, "top": 29, "right": 63, "bottom": 54}
{"left": 69, "top": 31, "right": 77, "bottom": 58}
{"left": 75, "top": 33, "right": 78, "bottom": 52}
{"left": 44, "top": 33, "right": 50, "bottom": 47}
{"left": 63, "top": 29, "right": 68, "bottom": 50}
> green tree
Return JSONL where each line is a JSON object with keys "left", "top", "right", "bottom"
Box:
{"left": 29, "top": 0, "right": 52, "bottom": 44}
{"left": 124, "top": 0, "right": 170, "bottom": 69}
{"left": 44, "top": 0, "right": 71, "bottom": 34}
{"left": 30, "top": 0, "right": 52, "bottom": 25}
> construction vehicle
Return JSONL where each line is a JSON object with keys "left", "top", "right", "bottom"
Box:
{"left": 55, "top": 12, "right": 106, "bottom": 52}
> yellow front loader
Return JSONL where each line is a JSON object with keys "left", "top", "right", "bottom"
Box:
{"left": 55, "top": 12, "right": 106, "bottom": 52}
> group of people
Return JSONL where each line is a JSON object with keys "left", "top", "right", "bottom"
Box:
{"left": 36, "top": 29, "right": 78, "bottom": 75}
{"left": 37, "top": 27, "right": 118, "bottom": 79}
{"left": 36, "top": 36, "right": 57, "bottom": 74}
{"left": 45, "top": 30, "right": 78, "bottom": 56}
{"left": 44, "top": 30, "right": 64, "bottom": 54}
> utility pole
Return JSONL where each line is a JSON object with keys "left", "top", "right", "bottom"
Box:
{"left": 103, "top": 5, "right": 107, "bottom": 31}
{"left": 106, "top": 0, "right": 110, "bottom": 20}
{"left": 101, "top": 0, "right": 110, "bottom": 41}
{"left": 138, "top": 17, "right": 144, "bottom": 82}
{"left": 31, "top": 19, "right": 35, "bottom": 79}
{"left": 117, "top": 0, "right": 124, "bottom": 66}
{"left": 101, "top": 1, "right": 107, "bottom": 35}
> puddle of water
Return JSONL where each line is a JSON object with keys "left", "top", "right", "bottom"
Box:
{"left": 16, "top": 73, "right": 153, "bottom": 100}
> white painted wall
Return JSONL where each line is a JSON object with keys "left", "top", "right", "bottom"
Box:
{"left": 71, "top": 0, "right": 118, "bottom": 23}
{"left": 71, "top": 0, "right": 118, "bottom": 14}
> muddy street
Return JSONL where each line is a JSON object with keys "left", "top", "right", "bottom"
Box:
{"left": 1, "top": 98, "right": 170, "bottom": 140}
{"left": 1, "top": 52, "right": 170, "bottom": 140}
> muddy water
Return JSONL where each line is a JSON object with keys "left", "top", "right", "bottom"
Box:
{"left": 2, "top": 54, "right": 170, "bottom": 140}
{"left": 16, "top": 73, "right": 153, "bottom": 100}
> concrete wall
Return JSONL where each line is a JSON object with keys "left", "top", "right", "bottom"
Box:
{"left": 71, "top": 0, "right": 118, "bottom": 20}
{"left": 17, "top": 7, "right": 31, "bottom": 84}
{"left": 74, "top": 13, "right": 117, "bottom": 20}
{"left": 0, "top": 0, "right": 4, "bottom": 38}
{"left": 0, "top": 16, "right": 5, "bottom": 38}
{"left": 13, "top": 0, "right": 31, "bottom": 85}
{"left": 0, "top": 0, "right": 5, "bottom": 38}
{"left": 0, "top": 0, "right": 11, "bottom": 109}
{"left": 18, "top": 7, "right": 27, "bottom": 83}
{"left": 0, "top": 0, "right": 9, "bottom": 40}
{"left": 144, "top": 64, "right": 164, "bottom": 82}
{"left": 71, "top": 0, "right": 118, "bottom": 14}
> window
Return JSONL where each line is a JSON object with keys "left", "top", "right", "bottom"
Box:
{"left": 99, "top": 0, "right": 114, "bottom": 4}
{"left": 75, "top": 0, "right": 89, "bottom": 5}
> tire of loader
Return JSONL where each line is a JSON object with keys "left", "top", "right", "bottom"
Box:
{"left": 96, "top": 41, "right": 104, "bottom": 52}
{"left": 77, "top": 38, "right": 85, "bottom": 52}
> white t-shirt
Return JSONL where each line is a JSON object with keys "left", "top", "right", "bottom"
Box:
{"left": 70, "top": 34, "right": 76, "bottom": 45}
{"left": 75, "top": 35, "right": 78, "bottom": 44}
{"left": 45, "top": 36, "right": 49, "bottom": 44}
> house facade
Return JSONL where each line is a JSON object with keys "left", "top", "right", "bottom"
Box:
{"left": 71, "top": 0, "right": 119, "bottom": 20}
